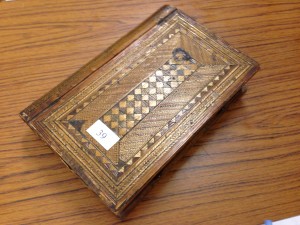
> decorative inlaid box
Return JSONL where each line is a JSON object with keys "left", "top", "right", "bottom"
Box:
{"left": 20, "top": 6, "right": 259, "bottom": 217}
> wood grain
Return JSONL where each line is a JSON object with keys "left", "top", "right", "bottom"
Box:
{"left": 0, "top": 0, "right": 300, "bottom": 224}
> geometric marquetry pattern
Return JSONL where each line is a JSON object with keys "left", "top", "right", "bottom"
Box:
{"left": 64, "top": 30, "right": 182, "bottom": 123}
{"left": 26, "top": 8, "right": 260, "bottom": 215}
{"left": 100, "top": 48, "right": 198, "bottom": 138}
{"left": 118, "top": 64, "right": 234, "bottom": 172}
{"left": 57, "top": 61, "right": 235, "bottom": 180}
{"left": 65, "top": 64, "right": 235, "bottom": 179}
{"left": 65, "top": 65, "right": 234, "bottom": 179}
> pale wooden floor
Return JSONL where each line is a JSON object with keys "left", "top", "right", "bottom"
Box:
{"left": 1, "top": 1, "right": 300, "bottom": 224}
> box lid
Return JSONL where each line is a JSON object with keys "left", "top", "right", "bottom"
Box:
{"left": 20, "top": 5, "right": 259, "bottom": 216}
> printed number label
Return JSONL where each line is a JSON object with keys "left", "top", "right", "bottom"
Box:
{"left": 86, "top": 120, "right": 120, "bottom": 151}
{"left": 96, "top": 130, "right": 107, "bottom": 139}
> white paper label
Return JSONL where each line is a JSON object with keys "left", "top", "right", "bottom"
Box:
{"left": 273, "top": 215, "right": 300, "bottom": 225}
{"left": 86, "top": 120, "right": 120, "bottom": 151}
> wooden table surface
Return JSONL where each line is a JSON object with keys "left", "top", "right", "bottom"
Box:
{"left": 1, "top": 1, "right": 300, "bottom": 224}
